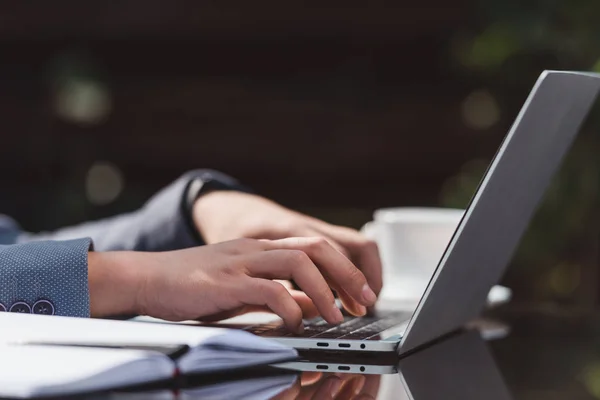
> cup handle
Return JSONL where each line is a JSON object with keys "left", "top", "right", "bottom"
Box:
{"left": 360, "top": 221, "right": 377, "bottom": 240}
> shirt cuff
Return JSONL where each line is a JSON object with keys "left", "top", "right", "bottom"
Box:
{"left": 182, "top": 170, "right": 252, "bottom": 245}
{"left": 135, "top": 169, "right": 250, "bottom": 250}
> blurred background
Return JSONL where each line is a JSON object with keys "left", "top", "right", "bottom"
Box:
{"left": 1, "top": 1, "right": 600, "bottom": 397}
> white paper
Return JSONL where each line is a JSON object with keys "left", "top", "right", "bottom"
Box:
{"left": 180, "top": 374, "right": 298, "bottom": 400}
{"left": 0, "top": 344, "right": 173, "bottom": 398}
{"left": 0, "top": 313, "right": 297, "bottom": 374}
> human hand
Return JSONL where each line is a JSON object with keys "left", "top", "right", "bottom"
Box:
{"left": 274, "top": 372, "right": 381, "bottom": 400}
{"left": 192, "top": 191, "right": 382, "bottom": 315}
{"left": 88, "top": 237, "right": 377, "bottom": 332}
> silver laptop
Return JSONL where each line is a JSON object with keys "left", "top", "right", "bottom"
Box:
{"left": 244, "top": 71, "right": 600, "bottom": 356}
{"left": 274, "top": 329, "right": 512, "bottom": 400}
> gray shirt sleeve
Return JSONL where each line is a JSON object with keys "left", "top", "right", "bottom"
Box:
{"left": 15, "top": 169, "right": 246, "bottom": 252}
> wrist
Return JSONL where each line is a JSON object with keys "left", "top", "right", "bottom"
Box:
{"left": 192, "top": 190, "right": 230, "bottom": 241}
{"left": 88, "top": 251, "right": 147, "bottom": 318}
{"left": 184, "top": 174, "right": 252, "bottom": 245}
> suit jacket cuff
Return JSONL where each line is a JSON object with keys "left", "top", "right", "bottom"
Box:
{"left": 0, "top": 238, "right": 92, "bottom": 318}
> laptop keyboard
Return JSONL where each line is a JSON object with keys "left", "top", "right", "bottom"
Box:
{"left": 245, "top": 310, "right": 411, "bottom": 340}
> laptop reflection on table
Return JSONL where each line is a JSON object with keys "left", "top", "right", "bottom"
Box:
{"left": 273, "top": 329, "right": 513, "bottom": 400}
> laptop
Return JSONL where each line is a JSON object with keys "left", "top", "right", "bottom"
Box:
{"left": 273, "top": 329, "right": 512, "bottom": 400}
{"left": 241, "top": 71, "right": 600, "bottom": 356}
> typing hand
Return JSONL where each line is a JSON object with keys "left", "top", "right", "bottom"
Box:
{"left": 192, "top": 191, "right": 383, "bottom": 314}
{"left": 88, "top": 237, "right": 377, "bottom": 333}
{"left": 274, "top": 372, "right": 381, "bottom": 400}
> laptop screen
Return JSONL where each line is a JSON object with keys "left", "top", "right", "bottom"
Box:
{"left": 401, "top": 71, "right": 600, "bottom": 353}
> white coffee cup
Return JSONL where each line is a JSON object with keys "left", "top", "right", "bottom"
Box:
{"left": 362, "top": 207, "right": 465, "bottom": 301}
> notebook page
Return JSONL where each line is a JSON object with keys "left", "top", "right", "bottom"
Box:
{"left": 180, "top": 374, "right": 298, "bottom": 400}
{"left": 0, "top": 313, "right": 297, "bottom": 373}
{"left": 0, "top": 344, "right": 172, "bottom": 398}
{"left": 0, "top": 312, "right": 226, "bottom": 347}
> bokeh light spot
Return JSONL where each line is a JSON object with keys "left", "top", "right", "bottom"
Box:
{"left": 548, "top": 263, "right": 581, "bottom": 296}
{"left": 582, "top": 363, "right": 600, "bottom": 398}
{"left": 54, "top": 79, "right": 112, "bottom": 125}
{"left": 461, "top": 90, "right": 501, "bottom": 131}
{"left": 85, "top": 162, "right": 124, "bottom": 206}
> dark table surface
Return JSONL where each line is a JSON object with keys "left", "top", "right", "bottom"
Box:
{"left": 71, "top": 304, "right": 600, "bottom": 400}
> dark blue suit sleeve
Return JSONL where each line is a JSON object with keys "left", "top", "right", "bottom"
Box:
{"left": 0, "top": 238, "right": 92, "bottom": 317}
{"left": 16, "top": 169, "right": 245, "bottom": 251}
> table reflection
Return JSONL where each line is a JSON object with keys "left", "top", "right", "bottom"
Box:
{"left": 98, "top": 329, "right": 511, "bottom": 400}
{"left": 271, "top": 330, "right": 511, "bottom": 400}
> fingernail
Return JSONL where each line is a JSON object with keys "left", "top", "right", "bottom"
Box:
{"left": 357, "top": 304, "right": 367, "bottom": 316}
{"left": 329, "top": 379, "right": 342, "bottom": 396}
{"left": 362, "top": 284, "right": 377, "bottom": 304}
{"left": 296, "top": 322, "right": 305, "bottom": 335}
{"left": 332, "top": 305, "right": 344, "bottom": 324}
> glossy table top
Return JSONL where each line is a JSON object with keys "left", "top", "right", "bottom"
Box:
{"left": 72, "top": 306, "right": 600, "bottom": 400}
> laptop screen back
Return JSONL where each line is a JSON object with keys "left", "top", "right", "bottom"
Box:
{"left": 400, "top": 71, "right": 600, "bottom": 353}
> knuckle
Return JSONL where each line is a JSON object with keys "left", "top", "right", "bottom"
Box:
{"left": 285, "top": 249, "right": 310, "bottom": 266}
{"left": 235, "top": 238, "right": 258, "bottom": 248}
{"left": 267, "top": 282, "right": 288, "bottom": 300}
{"left": 306, "top": 236, "right": 330, "bottom": 251}
{"left": 363, "top": 239, "right": 379, "bottom": 252}
{"left": 316, "top": 284, "right": 334, "bottom": 302}
{"left": 348, "top": 267, "right": 366, "bottom": 284}
{"left": 225, "top": 238, "right": 257, "bottom": 255}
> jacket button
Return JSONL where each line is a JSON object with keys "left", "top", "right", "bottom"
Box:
{"left": 0, "top": 303, "right": 5, "bottom": 312}
{"left": 33, "top": 300, "right": 55, "bottom": 315}
{"left": 9, "top": 302, "right": 31, "bottom": 313}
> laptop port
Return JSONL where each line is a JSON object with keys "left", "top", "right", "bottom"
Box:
{"left": 316, "top": 365, "right": 329, "bottom": 370}
{"left": 338, "top": 343, "right": 351, "bottom": 348}
{"left": 338, "top": 366, "right": 351, "bottom": 371}
{"left": 317, "top": 342, "right": 329, "bottom": 347}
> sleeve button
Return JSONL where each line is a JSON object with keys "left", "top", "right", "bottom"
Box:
{"left": 33, "top": 300, "right": 55, "bottom": 315}
{"left": 9, "top": 302, "right": 32, "bottom": 313}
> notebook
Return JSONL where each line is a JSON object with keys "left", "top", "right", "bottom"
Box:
{"left": 179, "top": 373, "right": 299, "bottom": 400}
{"left": 0, "top": 344, "right": 173, "bottom": 398}
{"left": 0, "top": 313, "right": 298, "bottom": 397}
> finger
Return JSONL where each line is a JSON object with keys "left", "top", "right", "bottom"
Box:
{"left": 276, "top": 279, "right": 295, "bottom": 290}
{"left": 246, "top": 250, "right": 344, "bottom": 324}
{"left": 335, "top": 287, "right": 366, "bottom": 317}
{"left": 335, "top": 375, "right": 366, "bottom": 400}
{"left": 360, "top": 375, "right": 381, "bottom": 399}
{"left": 272, "top": 377, "right": 302, "bottom": 400}
{"left": 295, "top": 230, "right": 367, "bottom": 315}
{"left": 296, "top": 227, "right": 352, "bottom": 259}
{"left": 316, "top": 225, "right": 383, "bottom": 296}
{"left": 205, "top": 289, "right": 320, "bottom": 321}
{"left": 311, "top": 376, "right": 343, "bottom": 400}
{"left": 260, "top": 238, "right": 365, "bottom": 317}
{"left": 265, "top": 237, "right": 377, "bottom": 307}
{"left": 244, "top": 279, "right": 305, "bottom": 333}
{"left": 290, "top": 290, "right": 320, "bottom": 319}
{"left": 353, "top": 395, "right": 376, "bottom": 400}
{"left": 300, "top": 372, "right": 323, "bottom": 386}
